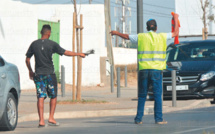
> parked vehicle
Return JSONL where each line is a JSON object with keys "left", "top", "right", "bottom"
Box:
{"left": 0, "top": 56, "right": 20, "bottom": 131}
{"left": 148, "top": 40, "right": 215, "bottom": 99}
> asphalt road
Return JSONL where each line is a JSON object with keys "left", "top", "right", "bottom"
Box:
{"left": 3, "top": 106, "right": 215, "bottom": 134}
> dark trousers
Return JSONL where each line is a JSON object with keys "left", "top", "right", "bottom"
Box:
{"left": 134, "top": 69, "right": 163, "bottom": 122}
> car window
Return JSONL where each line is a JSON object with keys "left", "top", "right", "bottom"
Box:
{"left": 0, "top": 58, "right": 5, "bottom": 66}
{"left": 167, "top": 42, "right": 215, "bottom": 62}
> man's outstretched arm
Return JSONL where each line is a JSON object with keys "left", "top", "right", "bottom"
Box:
{"left": 110, "top": 31, "right": 130, "bottom": 40}
{"left": 64, "top": 50, "right": 85, "bottom": 58}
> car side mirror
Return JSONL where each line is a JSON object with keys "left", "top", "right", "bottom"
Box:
{"left": 0, "top": 58, "right": 5, "bottom": 66}
{"left": 169, "top": 44, "right": 177, "bottom": 49}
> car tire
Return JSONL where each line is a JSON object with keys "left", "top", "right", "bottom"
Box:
{"left": 0, "top": 93, "right": 18, "bottom": 131}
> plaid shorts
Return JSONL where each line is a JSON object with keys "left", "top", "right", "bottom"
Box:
{"left": 33, "top": 74, "right": 57, "bottom": 99}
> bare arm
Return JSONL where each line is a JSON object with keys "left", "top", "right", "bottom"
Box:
{"left": 172, "top": 13, "right": 179, "bottom": 38}
{"left": 64, "top": 50, "right": 85, "bottom": 58}
{"left": 110, "top": 31, "right": 130, "bottom": 40}
{"left": 25, "top": 57, "right": 34, "bottom": 80}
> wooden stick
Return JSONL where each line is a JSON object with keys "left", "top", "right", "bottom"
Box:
{"left": 75, "top": 26, "right": 84, "bottom": 29}
{"left": 75, "top": 19, "right": 80, "bottom": 100}
{"left": 72, "top": 12, "right": 76, "bottom": 100}
{"left": 77, "top": 14, "right": 83, "bottom": 101}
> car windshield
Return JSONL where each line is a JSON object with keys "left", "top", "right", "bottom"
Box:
{"left": 166, "top": 42, "right": 215, "bottom": 62}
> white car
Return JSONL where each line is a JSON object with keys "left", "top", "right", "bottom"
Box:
{"left": 0, "top": 56, "right": 20, "bottom": 131}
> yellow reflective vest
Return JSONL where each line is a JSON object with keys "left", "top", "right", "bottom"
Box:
{"left": 138, "top": 32, "right": 167, "bottom": 70}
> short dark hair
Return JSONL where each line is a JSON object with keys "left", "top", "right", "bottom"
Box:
{"left": 146, "top": 19, "right": 157, "bottom": 31}
{"left": 40, "top": 24, "right": 51, "bottom": 35}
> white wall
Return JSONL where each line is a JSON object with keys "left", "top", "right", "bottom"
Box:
{"left": 176, "top": 0, "right": 215, "bottom": 36}
{"left": 101, "top": 47, "right": 137, "bottom": 65}
{"left": 0, "top": 0, "right": 105, "bottom": 89}
{"left": 0, "top": 0, "right": 37, "bottom": 89}
{"left": 113, "top": 48, "right": 137, "bottom": 65}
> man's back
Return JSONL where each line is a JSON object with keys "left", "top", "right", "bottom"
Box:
{"left": 138, "top": 32, "right": 167, "bottom": 51}
{"left": 138, "top": 32, "right": 167, "bottom": 70}
{"left": 26, "top": 39, "right": 65, "bottom": 75}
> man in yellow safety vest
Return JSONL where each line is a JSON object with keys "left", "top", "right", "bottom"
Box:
{"left": 110, "top": 13, "right": 179, "bottom": 125}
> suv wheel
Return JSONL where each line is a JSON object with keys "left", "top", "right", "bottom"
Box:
{"left": 0, "top": 93, "right": 18, "bottom": 131}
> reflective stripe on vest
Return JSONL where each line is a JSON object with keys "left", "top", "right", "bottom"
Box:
{"left": 138, "top": 32, "right": 167, "bottom": 70}
{"left": 139, "top": 58, "right": 166, "bottom": 62}
{"left": 138, "top": 51, "right": 166, "bottom": 54}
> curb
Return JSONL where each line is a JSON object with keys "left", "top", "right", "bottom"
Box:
{"left": 18, "top": 107, "right": 153, "bottom": 123}
{"left": 163, "top": 99, "right": 211, "bottom": 113}
{"left": 18, "top": 100, "right": 211, "bottom": 123}
{"left": 18, "top": 109, "right": 136, "bottom": 123}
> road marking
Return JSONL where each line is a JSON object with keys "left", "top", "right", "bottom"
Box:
{"left": 174, "top": 126, "right": 215, "bottom": 134}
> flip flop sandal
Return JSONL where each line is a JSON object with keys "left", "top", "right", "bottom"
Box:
{"left": 48, "top": 122, "right": 60, "bottom": 126}
{"left": 38, "top": 124, "right": 48, "bottom": 128}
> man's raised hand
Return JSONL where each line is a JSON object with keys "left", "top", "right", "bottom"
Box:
{"left": 110, "top": 31, "right": 118, "bottom": 36}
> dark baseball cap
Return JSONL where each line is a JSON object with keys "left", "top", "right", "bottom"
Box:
{"left": 146, "top": 19, "right": 157, "bottom": 31}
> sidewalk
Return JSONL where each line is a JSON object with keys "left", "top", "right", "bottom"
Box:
{"left": 18, "top": 85, "right": 212, "bottom": 122}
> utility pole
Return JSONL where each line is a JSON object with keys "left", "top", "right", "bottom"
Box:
{"left": 104, "top": 0, "right": 116, "bottom": 82}
{"left": 137, "top": 0, "right": 143, "bottom": 97}
{"left": 137, "top": 0, "right": 143, "bottom": 33}
{"left": 115, "top": 0, "right": 131, "bottom": 47}
{"left": 122, "top": 0, "right": 126, "bottom": 47}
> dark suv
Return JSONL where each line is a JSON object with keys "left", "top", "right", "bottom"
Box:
{"left": 148, "top": 40, "right": 215, "bottom": 99}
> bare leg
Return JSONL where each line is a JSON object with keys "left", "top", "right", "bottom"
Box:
{"left": 48, "top": 97, "right": 57, "bottom": 123}
{"left": 37, "top": 98, "right": 45, "bottom": 125}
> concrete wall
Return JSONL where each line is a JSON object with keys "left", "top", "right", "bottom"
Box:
{"left": 0, "top": 0, "right": 37, "bottom": 89}
{"left": 100, "top": 47, "right": 137, "bottom": 65}
{"left": 100, "top": 47, "right": 137, "bottom": 86}
{"left": 113, "top": 47, "right": 137, "bottom": 65}
{"left": 0, "top": 0, "right": 105, "bottom": 89}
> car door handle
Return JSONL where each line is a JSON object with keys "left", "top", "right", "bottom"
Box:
{"left": 1, "top": 74, "right": 6, "bottom": 79}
